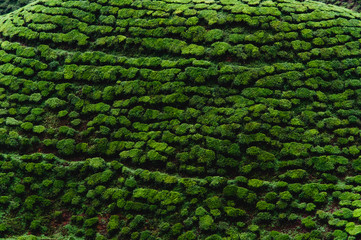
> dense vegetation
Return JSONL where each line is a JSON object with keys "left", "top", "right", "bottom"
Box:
{"left": 314, "top": 0, "right": 361, "bottom": 12}
{"left": 0, "top": 0, "right": 34, "bottom": 15}
{"left": 3, "top": 0, "right": 361, "bottom": 239}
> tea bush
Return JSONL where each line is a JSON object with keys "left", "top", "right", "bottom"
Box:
{"left": 56, "top": 139, "right": 76, "bottom": 156}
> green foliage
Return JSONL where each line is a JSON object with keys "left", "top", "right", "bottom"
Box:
{"left": 279, "top": 191, "right": 293, "bottom": 201}
{"left": 205, "top": 29, "right": 224, "bottom": 42}
{"left": 248, "top": 179, "right": 264, "bottom": 188}
{"left": 129, "top": 215, "right": 145, "bottom": 229}
{"left": 205, "top": 196, "right": 222, "bottom": 209}
{"left": 353, "top": 158, "right": 361, "bottom": 171}
{"left": 124, "top": 177, "right": 137, "bottom": 188}
{"left": 45, "top": 97, "right": 67, "bottom": 109}
{"left": 199, "top": 215, "right": 214, "bottom": 230}
{"left": 256, "top": 201, "right": 275, "bottom": 211}
{"left": 16, "top": 235, "right": 38, "bottom": 240}
{"left": 181, "top": 44, "right": 205, "bottom": 56}
{"left": 107, "top": 215, "right": 120, "bottom": 234}
{"left": 224, "top": 206, "right": 246, "bottom": 217}
{"left": 86, "top": 157, "right": 106, "bottom": 170}
{"left": 301, "top": 216, "right": 317, "bottom": 229}
{"left": 281, "top": 142, "right": 311, "bottom": 157}
{"left": 195, "top": 206, "right": 208, "bottom": 216}
{"left": 279, "top": 169, "right": 307, "bottom": 180}
{"left": 56, "top": 139, "right": 76, "bottom": 156}
{"left": 33, "top": 125, "right": 46, "bottom": 134}
{"left": 205, "top": 234, "right": 222, "bottom": 240}
{"left": 346, "top": 222, "right": 361, "bottom": 236}
{"left": 14, "top": 184, "right": 25, "bottom": 194}
{"left": 6, "top": 117, "right": 21, "bottom": 126}
{"left": 0, "top": 0, "right": 361, "bottom": 239}
{"left": 178, "top": 231, "right": 197, "bottom": 240}
{"left": 181, "top": 26, "right": 206, "bottom": 42}
{"left": 171, "top": 223, "right": 183, "bottom": 236}
{"left": 211, "top": 42, "right": 231, "bottom": 56}
{"left": 84, "top": 217, "right": 98, "bottom": 228}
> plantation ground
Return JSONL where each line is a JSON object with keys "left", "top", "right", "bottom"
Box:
{"left": 2, "top": 0, "right": 361, "bottom": 239}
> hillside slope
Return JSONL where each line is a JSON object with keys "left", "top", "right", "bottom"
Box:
{"left": 1, "top": 0, "right": 361, "bottom": 239}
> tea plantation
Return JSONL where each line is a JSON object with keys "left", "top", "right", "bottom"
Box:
{"left": 3, "top": 0, "right": 361, "bottom": 239}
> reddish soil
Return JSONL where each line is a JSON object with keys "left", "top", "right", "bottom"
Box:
{"left": 267, "top": 219, "right": 306, "bottom": 234}
{"left": 50, "top": 210, "right": 72, "bottom": 230}
{"left": 97, "top": 214, "right": 110, "bottom": 235}
{"left": 325, "top": 201, "right": 340, "bottom": 213}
